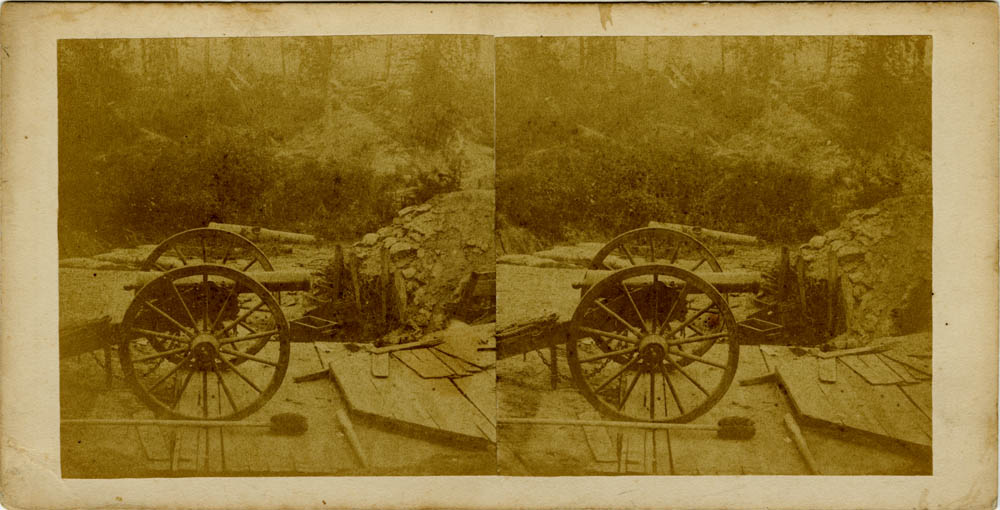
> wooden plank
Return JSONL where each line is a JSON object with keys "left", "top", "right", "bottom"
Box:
{"left": 643, "top": 430, "right": 655, "bottom": 474}
{"left": 776, "top": 357, "right": 847, "bottom": 426}
{"left": 380, "top": 357, "right": 443, "bottom": 430}
{"left": 653, "top": 430, "right": 673, "bottom": 475}
{"left": 858, "top": 354, "right": 904, "bottom": 384}
{"left": 759, "top": 344, "right": 789, "bottom": 372}
{"left": 840, "top": 354, "right": 899, "bottom": 385}
{"left": 173, "top": 427, "right": 200, "bottom": 471}
{"left": 325, "top": 345, "right": 391, "bottom": 417}
{"left": 430, "top": 348, "right": 472, "bottom": 376}
{"left": 878, "top": 354, "right": 919, "bottom": 384}
{"left": 825, "top": 361, "right": 891, "bottom": 437}
{"left": 836, "top": 359, "right": 930, "bottom": 450}
{"left": 899, "top": 381, "right": 933, "bottom": 420}
{"left": 371, "top": 352, "right": 389, "bottom": 378}
{"left": 417, "top": 376, "right": 494, "bottom": 442}
{"left": 868, "top": 384, "right": 932, "bottom": 447}
{"left": 818, "top": 357, "right": 837, "bottom": 384}
{"left": 131, "top": 411, "right": 170, "bottom": 462}
{"left": 840, "top": 275, "right": 855, "bottom": 332}
{"left": 206, "top": 427, "right": 223, "bottom": 473}
{"left": 221, "top": 428, "right": 250, "bottom": 473}
{"left": 882, "top": 351, "right": 932, "bottom": 376}
{"left": 578, "top": 413, "right": 617, "bottom": 463}
{"left": 393, "top": 349, "right": 454, "bottom": 378}
{"left": 451, "top": 369, "right": 497, "bottom": 426}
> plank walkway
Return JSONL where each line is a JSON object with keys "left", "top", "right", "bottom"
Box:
{"left": 320, "top": 342, "right": 496, "bottom": 446}
{"left": 500, "top": 344, "right": 932, "bottom": 475}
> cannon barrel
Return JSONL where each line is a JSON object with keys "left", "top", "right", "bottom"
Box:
{"left": 125, "top": 268, "right": 313, "bottom": 293}
{"left": 572, "top": 269, "right": 763, "bottom": 294}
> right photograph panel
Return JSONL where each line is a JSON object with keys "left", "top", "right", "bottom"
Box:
{"left": 495, "top": 36, "right": 932, "bottom": 476}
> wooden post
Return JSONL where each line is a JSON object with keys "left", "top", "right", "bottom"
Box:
{"left": 393, "top": 269, "right": 407, "bottom": 323}
{"left": 827, "top": 250, "right": 838, "bottom": 338}
{"left": 380, "top": 248, "right": 390, "bottom": 325}
{"left": 329, "top": 244, "right": 343, "bottom": 299}
{"left": 345, "top": 249, "right": 362, "bottom": 317}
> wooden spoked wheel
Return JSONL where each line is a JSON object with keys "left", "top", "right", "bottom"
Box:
{"left": 140, "top": 228, "right": 275, "bottom": 360}
{"left": 589, "top": 227, "right": 722, "bottom": 273}
{"left": 119, "top": 265, "right": 290, "bottom": 420}
{"left": 587, "top": 227, "right": 726, "bottom": 365}
{"left": 140, "top": 227, "right": 273, "bottom": 273}
{"left": 567, "top": 265, "right": 740, "bottom": 423}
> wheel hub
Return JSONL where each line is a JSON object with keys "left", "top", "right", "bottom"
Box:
{"left": 190, "top": 333, "right": 219, "bottom": 369}
{"left": 638, "top": 334, "right": 668, "bottom": 366}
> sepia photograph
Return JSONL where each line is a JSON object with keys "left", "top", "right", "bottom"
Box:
{"left": 1, "top": 2, "right": 996, "bottom": 508}
{"left": 495, "top": 36, "right": 933, "bottom": 475}
{"left": 57, "top": 34, "right": 496, "bottom": 477}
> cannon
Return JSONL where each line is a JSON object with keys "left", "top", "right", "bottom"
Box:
{"left": 61, "top": 227, "right": 315, "bottom": 421}
{"left": 498, "top": 226, "right": 830, "bottom": 424}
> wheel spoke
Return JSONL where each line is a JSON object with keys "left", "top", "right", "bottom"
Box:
{"left": 219, "top": 348, "right": 280, "bottom": 367}
{"left": 147, "top": 352, "right": 193, "bottom": 391}
{"left": 152, "top": 262, "right": 168, "bottom": 272}
{"left": 201, "top": 235, "right": 208, "bottom": 263}
{"left": 661, "top": 364, "right": 685, "bottom": 414}
{"left": 617, "top": 370, "right": 642, "bottom": 411}
{"left": 577, "top": 326, "right": 638, "bottom": 345}
{"left": 144, "top": 301, "right": 196, "bottom": 337}
{"left": 242, "top": 258, "right": 258, "bottom": 272}
{"left": 663, "top": 302, "right": 718, "bottom": 338}
{"left": 594, "top": 355, "right": 639, "bottom": 394}
{"left": 218, "top": 354, "right": 262, "bottom": 393}
{"left": 594, "top": 299, "right": 643, "bottom": 337}
{"left": 218, "top": 328, "right": 279, "bottom": 346}
{"left": 132, "top": 345, "right": 190, "bottom": 364}
{"left": 173, "top": 245, "right": 189, "bottom": 265}
{"left": 648, "top": 235, "right": 656, "bottom": 263}
{"left": 130, "top": 328, "right": 190, "bottom": 344}
{"left": 577, "top": 346, "right": 637, "bottom": 364}
{"left": 209, "top": 286, "right": 237, "bottom": 332}
{"left": 202, "top": 275, "right": 210, "bottom": 331}
{"left": 649, "top": 367, "right": 656, "bottom": 420}
{"left": 667, "top": 332, "right": 729, "bottom": 346}
{"left": 690, "top": 257, "right": 706, "bottom": 272}
{"left": 201, "top": 369, "right": 209, "bottom": 418}
{"left": 220, "top": 239, "right": 233, "bottom": 265}
{"left": 212, "top": 358, "right": 238, "bottom": 412}
{"left": 658, "top": 283, "right": 689, "bottom": 335}
{"left": 669, "top": 347, "right": 728, "bottom": 369}
{"left": 668, "top": 244, "right": 680, "bottom": 264}
{"left": 673, "top": 362, "right": 711, "bottom": 395}
{"left": 619, "top": 244, "right": 636, "bottom": 265}
{"left": 171, "top": 366, "right": 197, "bottom": 410}
{"left": 619, "top": 282, "right": 647, "bottom": 332}
{"left": 219, "top": 301, "right": 266, "bottom": 336}
{"left": 169, "top": 281, "right": 199, "bottom": 331}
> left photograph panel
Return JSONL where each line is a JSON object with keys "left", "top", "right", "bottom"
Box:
{"left": 57, "top": 35, "right": 497, "bottom": 477}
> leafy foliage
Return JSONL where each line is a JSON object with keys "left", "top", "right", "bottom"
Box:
{"left": 497, "top": 36, "right": 931, "bottom": 244}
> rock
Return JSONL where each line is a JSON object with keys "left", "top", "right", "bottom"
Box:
{"left": 836, "top": 244, "right": 864, "bottom": 265}
{"left": 861, "top": 207, "right": 881, "bottom": 218}
{"left": 808, "top": 235, "right": 827, "bottom": 249}
{"left": 389, "top": 242, "right": 416, "bottom": 257}
{"left": 377, "top": 227, "right": 393, "bottom": 237}
{"left": 360, "top": 233, "right": 378, "bottom": 246}
{"left": 413, "top": 204, "right": 432, "bottom": 214}
{"left": 830, "top": 239, "right": 844, "bottom": 252}
{"left": 382, "top": 237, "right": 398, "bottom": 249}
{"left": 408, "top": 232, "right": 424, "bottom": 243}
{"left": 402, "top": 267, "right": 417, "bottom": 279}
{"left": 398, "top": 205, "right": 416, "bottom": 217}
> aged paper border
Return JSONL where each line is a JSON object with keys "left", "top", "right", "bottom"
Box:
{"left": 1, "top": 2, "right": 997, "bottom": 509}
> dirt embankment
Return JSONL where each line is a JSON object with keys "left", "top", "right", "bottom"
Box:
{"left": 351, "top": 189, "right": 495, "bottom": 331}
{"left": 799, "top": 194, "right": 932, "bottom": 340}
